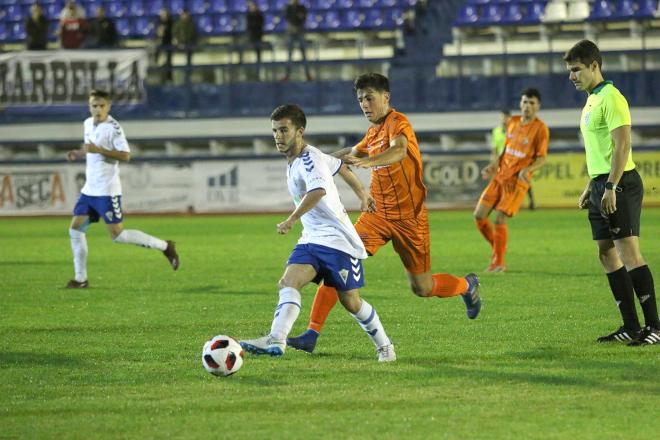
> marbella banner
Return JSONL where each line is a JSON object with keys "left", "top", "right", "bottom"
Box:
{"left": 0, "top": 49, "right": 148, "bottom": 109}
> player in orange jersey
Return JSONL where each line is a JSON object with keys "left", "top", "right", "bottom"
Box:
{"left": 474, "top": 88, "right": 549, "bottom": 273}
{"left": 287, "top": 73, "right": 481, "bottom": 353}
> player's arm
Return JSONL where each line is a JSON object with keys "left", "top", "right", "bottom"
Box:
{"left": 277, "top": 189, "right": 326, "bottom": 235}
{"left": 578, "top": 180, "right": 593, "bottom": 209}
{"left": 84, "top": 142, "right": 131, "bottom": 162}
{"left": 517, "top": 155, "right": 547, "bottom": 183}
{"left": 337, "top": 163, "right": 376, "bottom": 213}
{"left": 66, "top": 147, "right": 86, "bottom": 161}
{"left": 481, "top": 154, "right": 501, "bottom": 180}
{"left": 345, "top": 135, "right": 407, "bottom": 168}
{"left": 601, "top": 124, "right": 631, "bottom": 215}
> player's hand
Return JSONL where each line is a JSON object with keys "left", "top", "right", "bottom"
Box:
{"left": 66, "top": 150, "right": 81, "bottom": 161}
{"left": 277, "top": 218, "right": 295, "bottom": 234}
{"left": 601, "top": 190, "right": 617, "bottom": 215}
{"left": 518, "top": 168, "right": 531, "bottom": 183}
{"left": 577, "top": 190, "right": 590, "bottom": 209}
{"left": 481, "top": 163, "right": 496, "bottom": 179}
{"left": 361, "top": 194, "right": 377, "bottom": 213}
{"left": 344, "top": 155, "right": 371, "bottom": 168}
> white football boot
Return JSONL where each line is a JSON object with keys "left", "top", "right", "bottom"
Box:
{"left": 239, "top": 335, "right": 285, "bottom": 357}
{"left": 377, "top": 342, "right": 396, "bottom": 362}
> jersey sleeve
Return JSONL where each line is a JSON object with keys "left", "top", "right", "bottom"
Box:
{"left": 535, "top": 123, "right": 550, "bottom": 157}
{"left": 603, "top": 91, "right": 632, "bottom": 132}
{"left": 354, "top": 133, "right": 369, "bottom": 155}
{"left": 300, "top": 150, "right": 333, "bottom": 194}
{"left": 110, "top": 121, "right": 130, "bottom": 152}
{"left": 387, "top": 114, "right": 413, "bottom": 145}
{"left": 323, "top": 152, "right": 342, "bottom": 176}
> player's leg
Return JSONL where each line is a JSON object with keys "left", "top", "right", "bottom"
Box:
{"left": 489, "top": 178, "right": 529, "bottom": 272}
{"left": 474, "top": 180, "right": 499, "bottom": 248}
{"left": 338, "top": 288, "right": 395, "bottom": 362}
{"left": 68, "top": 214, "right": 91, "bottom": 288}
{"left": 287, "top": 212, "right": 389, "bottom": 352}
{"left": 608, "top": 172, "right": 660, "bottom": 344}
{"left": 527, "top": 185, "right": 536, "bottom": 210}
{"left": 100, "top": 196, "right": 179, "bottom": 270}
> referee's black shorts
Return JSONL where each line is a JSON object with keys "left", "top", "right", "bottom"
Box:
{"left": 588, "top": 169, "right": 643, "bottom": 241}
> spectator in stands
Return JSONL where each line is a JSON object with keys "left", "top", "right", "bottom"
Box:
{"left": 59, "top": 1, "right": 87, "bottom": 49}
{"left": 173, "top": 9, "right": 199, "bottom": 73}
{"left": 283, "top": 0, "right": 311, "bottom": 81}
{"left": 239, "top": 0, "right": 265, "bottom": 78}
{"left": 25, "top": 4, "right": 49, "bottom": 50}
{"left": 87, "top": 6, "right": 118, "bottom": 48}
{"left": 155, "top": 7, "right": 174, "bottom": 82}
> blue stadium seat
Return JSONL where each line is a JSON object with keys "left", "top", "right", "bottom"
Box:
{"left": 45, "top": 2, "right": 64, "bottom": 20}
{"left": 255, "top": 0, "right": 272, "bottom": 12}
{"left": 337, "top": 0, "right": 357, "bottom": 8}
{"left": 0, "top": 23, "right": 8, "bottom": 42}
{"left": 190, "top": 0, "right": 210, "bottom": 14}
{"left": 500, "top": 2, "right": 523, "bottom": 25}
{"left": 616, "top": 0, "right": 637, "bottom": 18}
{"left": 389, "top": 7, "right": 404, "bottom": 26}
{"left": 115, "top": 17, "right": 131, "bottom": 37}
{"left": 358, "top": 0, "right": 379, "bottom": 7}
{"left": 169, "top": 0, "right": 186, "bottom": 14}
{"left": 590, "top": 0, "right": 616, "bottom": 20}
{"left": 454, "top": 4, "right": 479, "bottom": 26}
{"left": 525, "top": 1, "right": 546, "bottom": 24}
{"left": 83, "top": 2, "right": 100, "bottom": 18}
{"left": 343, "top": 10, "right": 366, "bottom": 28}
{"left": 6, "top": 5, "right": 24, "bottom": 22}
{"left": 106, "top": 2, "right": 128, "bottom": 18}
{"left": 195, "top": 15, "right": 214, "bottom": 34}
{"left": 479, "top": 4, "right": 503, "bottom": 24}
{"left": 214, "top": 14, "right": 235, "bottom": 34}
{"left": 635, "top": 0, "right": 659, "bottom": 17}
{"left": 48, "top": 20, "right": 59, "bottom": 39}
{"left": 146, "top": 0, "right": 165, "bottom": 16}
{"left": 314, "top": 0, "right": 338, "bottom": 9}
{"left": 231, "top": 0, "right": 249, "bottom": 12}
{"left": 365, "top": 9, "right": 385, "bottom": 28}
{"left": 11, "top": 23, "right": 26, "bottom": 42}
{"left": 306, "top": 11, "right": 323, "bottom": 30}
{"left": 132, "top": 17, "right": 156, "bottom": 37}
{"left": 378, "top": 0, "right": 398, "bottom": 7}
{"left": 211, "top": 0, "right": 229, "bottom": 14}
{"left": 129, "top": 1, "right": 146, "bottom": 17}
{"left": 271, "top": 0, "right": 289, "bottom": 10}
{"left": 319, "top": 10, "right": 341, "bottom": 29}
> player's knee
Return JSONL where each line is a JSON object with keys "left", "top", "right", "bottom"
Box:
{"left": 338, "top": 292, "right": 361, "bottom": 314}
{"left": 278, "top": 277, "right": 303, "bottom": 290}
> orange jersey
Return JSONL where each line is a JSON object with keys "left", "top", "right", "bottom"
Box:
{"left": 355, "top": 109, "right": 426, "bottom": 220}
{"left": 496, "top": 115, "right": 549, "bottom": 183}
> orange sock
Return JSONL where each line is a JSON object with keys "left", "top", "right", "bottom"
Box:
{"left": 430, "top": 273, "right": 469, "bottom": 298}
{"left": 308, "top": 284, "right": 339, "bottom": 333}
{"left": 493, "top": 223, "right": 508, "bottom": 266}
{"left": 475, "top": 218, "right": 494, "bottom": 247}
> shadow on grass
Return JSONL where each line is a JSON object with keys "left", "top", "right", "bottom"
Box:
{"left": 0, "top": 261, "right": 67, "bottom": 266}
{"left": 179, "top": 286, "right": 266, "bottom": 295}
{"left": 0, "top": 351, "right": 83, "bottom": 367}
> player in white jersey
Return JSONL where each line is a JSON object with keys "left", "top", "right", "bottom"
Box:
{"left": 65, "top": 89, "right": 179, "bottom": 288}
{"left": 239, "top": 104, "right": 396, "bottom": 362}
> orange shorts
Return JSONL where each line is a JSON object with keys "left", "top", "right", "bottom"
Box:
{"left": 354, "top": 208, "right": 430, "bottom": 275}
{"left": 478, "top": 177, "right": 530, "bottom": 217}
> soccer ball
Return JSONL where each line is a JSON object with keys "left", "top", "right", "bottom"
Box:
{"left": 202, "top": 335, "right": 244, "bottom": 377}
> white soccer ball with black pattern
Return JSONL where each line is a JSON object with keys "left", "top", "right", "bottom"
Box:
{"left": 202, "top": 335, "right": 244, "bottom": 377}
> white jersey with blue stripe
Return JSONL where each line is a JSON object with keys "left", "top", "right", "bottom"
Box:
{"left": 81, "top": 115, "right": 130, "bottom": 196}
{"left": 287, "top": 145, "right": 367, "bottom": 260}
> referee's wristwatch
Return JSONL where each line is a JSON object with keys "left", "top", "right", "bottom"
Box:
{"left": 605, "top": 182, "right": 620, "bottom": 192}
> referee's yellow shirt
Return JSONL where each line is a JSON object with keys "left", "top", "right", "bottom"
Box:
{"left": 580, "top": 81, "right": 635, "bottom": 178}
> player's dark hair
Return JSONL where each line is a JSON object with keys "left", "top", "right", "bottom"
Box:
{"left": 354, "top": 73, "right": 390, "bottom": 92}
{"left": 563, "top": 39, "right": 602, "bottom": 69}
{"left": 89, "top": 89, "right": 111, "bottom": 101}
{"left": 521, "top": 87, "right": 541, "bottom": 102}
{"left": 271, "top": 104, "right": 307, "bottom": 130}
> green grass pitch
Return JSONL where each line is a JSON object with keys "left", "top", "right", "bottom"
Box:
{"left": 1, "top": 209, "right": 659, "bottom": 439}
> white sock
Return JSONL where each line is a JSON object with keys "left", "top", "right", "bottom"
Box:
{"left": 113, "top": 229, "right": 167, "bottom": 251}
{"left": 270, "top": 287, "right": 302, "bottom": 342}
{"left": 352, "top": 300, "right": 390, "bottom": 348}
{"left": 69, "top": 228, "right": 88, "bottom": 282}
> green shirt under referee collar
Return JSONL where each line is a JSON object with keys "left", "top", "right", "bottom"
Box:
{"left": 580, "top": 81, "right": 636, "bottom": 179}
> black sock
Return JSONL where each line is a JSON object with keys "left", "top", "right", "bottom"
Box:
{"left": 606, "top": 267, "right": 641, "bottom": 331}
{"left": 628, "top": 265, "right": 660, "bottom": 329}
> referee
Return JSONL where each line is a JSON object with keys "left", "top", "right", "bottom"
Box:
{"left": 564, "top": 40, "right": 659, "bottom": 345}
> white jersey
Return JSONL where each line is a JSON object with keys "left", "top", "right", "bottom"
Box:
{"left": 81, "top": 115, "right": 130, "bottom": 196}
{"left": 287, "top": 145, "right": 367, "bottom": 260}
